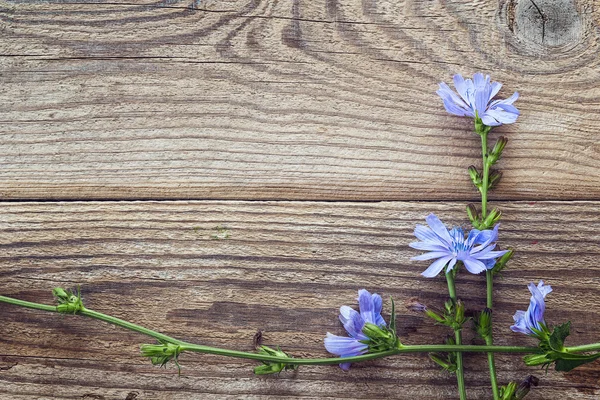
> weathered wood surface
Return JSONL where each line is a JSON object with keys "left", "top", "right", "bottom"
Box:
{"left": 1, "top": 201, "right": 599, "bottom": 399}
{"left": 1, "top": 0, "right": 600, "bottom": 201}
{"left": 2, "top": 0, "right": 600, "bottom": 399}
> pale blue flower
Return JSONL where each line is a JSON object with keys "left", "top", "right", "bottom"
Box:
{"left": 511, "top": 281, "right": 552, "bottom": 336}
{"left": 437, "top": 73, "right": 519, "bottom": 126}
{"left": 410, "top": 213, "right": 508, "bottom": 277}
{"left": 324, "top": 289, "right": 385, "bottom": 371}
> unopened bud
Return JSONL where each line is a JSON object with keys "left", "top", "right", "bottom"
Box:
{"left": 466, "top": 204, "right": 481, "bottom": 227}
{"left": 468, "top": 165, "right": 482, "bottom": 188}
{"left": 141, "top": 341, "right": 182, "bottom": 373}
{"left": 53, "top": 287, "right": 84, "bottom": 314}
{"left": 488, "top": 170, "right": 503, "bottom": 189}
{"left": 475, "top": 308, "right": 492, "bottom": 339}
{"left": 500, "top": 382, "right": 518, "bottom": 400}
{"left": 254, "top": 345, "right": 298, "bottom": 375}
{"left": 514, "top": 375, "right": 539, "bottom": 399}
{"left": 429, "top": 352, "right": 457, "bottom": 373}
{"left": 405, "top": 298, "right": 428, "bottom": 313}
{"left": 482, "top": 208, "right": 502, "bottom": 228}
{"left": 492, "top": 249, "right": 513, "bottom": 276}
{"left": 489, "top": 136, "right": 508, "bottom": 164}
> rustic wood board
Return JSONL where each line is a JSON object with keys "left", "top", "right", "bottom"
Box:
{"left": 1, "top": 0, "right": 600, "bottom": 201}
{"left": 0, "top": 201, "right": 599, "bottom": 399}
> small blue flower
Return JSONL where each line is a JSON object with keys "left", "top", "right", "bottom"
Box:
{"left": 410, "top": 213, "right": 508, "bottom": 277}
{"left": 437, "top": 73, "right": 519, "bottom": 126}
{"left": 510, "top": 281, "right": 552, "bottom": 336}
{"left": 324, "top": 289, "right": 386, "bottom": 371}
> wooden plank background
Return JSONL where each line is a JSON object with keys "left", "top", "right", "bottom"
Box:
{"left": 0, "top": 0, "right": 599, "bottom": 399}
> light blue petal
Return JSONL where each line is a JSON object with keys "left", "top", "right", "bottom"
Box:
{"left": 414, "top": 225, "right": 449, "bottom": 247}
{"left": 412, "top": 251, "right": 453, "bottom": 261}
{"left": 481, "top": 113, "right": 502, "bottom": 126}
{"left": 324, "top": 333, "right": 368, "bottom": 356}
{"left": 339, "top": 306, "right": 366, "bottom": 339}
{"left": 421, "top": 255, "right": 453, "bottom": 278}
{"left": 537, "top": 281, "right": 552, "bottom": 298}
{"left": 425, "top": 214, "right": 453, "bottom": 246}
{"left": 358, "top": 289, "right": 377, "bottom": 325}
{"left": 488, "top": 81, "right": 502, "bottom": 101}
{"left": 452, "top": 74, "right": 475, "bottom": 108}
{"left": 409, "top": 241, "right": 449, "bottom": 252}
{"left": 462, "top": 257, "right": 487, "bottom": 274}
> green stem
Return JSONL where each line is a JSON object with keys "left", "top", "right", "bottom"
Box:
{"left": 480, "top": 128, "right": 499, "bottom": 400}
{"left": 446, "top": 273, "right": 467, "bottom": 400}
{"left": 485, "top": 270, "right": 499, "bottom": 400}
{"left": 0, "top": 295, "right": 58, "bottom": 312}
{"left": 565, "top": 343, "right": 600, "bottom": 353}
{"left": 1, "top": 294, "right": 539, "bottom": 366}
{"left": 480, "top": 130, "right": 489, "bottom": 219}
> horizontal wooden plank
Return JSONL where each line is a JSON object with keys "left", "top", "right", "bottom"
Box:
{"left": 0, "top": 200, "right": 598, "bottom": 399}
{"left": 1, "top": 1, "right": 600, "bottom": 200}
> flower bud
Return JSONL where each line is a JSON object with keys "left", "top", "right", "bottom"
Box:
{"left": 492, "top": 249, "right": 513, "bottom": 276}
{"left": 466, "top": 204, "right": 481, "bottom": 227}
{"left": 500, "top": 382, "right": 518, "bottom": 400}
{"left": 468, "top": 165, "right": 482, "bottom": 188}
{"left": 489, "top": 136, "right": 508, "bottom": 164}
{"left": 53, "top": 287, "right": 84, "bottom": 314}
{"left": 482, "top": 208, "right": 502, "bottom": 228}
{"left": 488, "top": 170, "right": 503, "bottom": 189}
{"left": 475, "top": 308, "right": 492, "bottom": 339}
{"left": 514, "top": 375, "right": 539, "bottom": 399}
{"left": 141, "top": 341, "right": 182, "bottom": 373}
{"left": 254, "top": 345, "right": 298, "bottom": 375}
{"left": 429, "top": 352, "right": 457, "bottom": 373}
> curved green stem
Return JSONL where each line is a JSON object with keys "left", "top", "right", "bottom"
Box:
{"left": 1, "top": 294, "right": 538, "bottom": 365}
{"left": 446, "top": 273, "right": 467, "bottom": 400}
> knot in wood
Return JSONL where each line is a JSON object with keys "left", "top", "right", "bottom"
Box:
{"left": 508, "top": 0, "right": 583, "bottom": 48}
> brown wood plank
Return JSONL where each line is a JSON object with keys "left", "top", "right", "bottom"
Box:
{"left": 1, "top": 1, "right": 600, "bottom": 200}
{"left": 0, "top": 200, "right": 598, "bottom": 399}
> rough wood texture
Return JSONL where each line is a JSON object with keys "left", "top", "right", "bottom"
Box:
{"left": 1, "top": 0, "right": 600, "bottom": 200}
{"left": 1, "top": 201, "right": 599, "bottom": 399}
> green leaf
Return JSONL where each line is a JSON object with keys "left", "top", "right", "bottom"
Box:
{"left": 549, "top": 322, "right": 571, "bottom": 352}
{"left": 555, "top": 353, "right": 600, "bottom": 372}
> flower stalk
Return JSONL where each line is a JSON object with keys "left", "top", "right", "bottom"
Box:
{"left": 478, "top": 122, "right": 500, "bottom": 400}
{"left": 0, "top": 293, "right": 573, "bottom": 366}
{"left": 445, "top": 271, "right": 467, "bottom": 400}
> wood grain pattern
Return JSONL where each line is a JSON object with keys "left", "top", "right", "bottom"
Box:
{"left": 0, "top": 200, "right": 599, "bottom": 399}
{"left": 1, "top": 0, "right": 600, "bottom": 201}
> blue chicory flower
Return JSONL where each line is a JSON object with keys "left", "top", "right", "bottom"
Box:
{"left": 510, "top": 281, "right": 552, "bottom": 336}
{"left": 324, "top": 289, "right": 386, "bottom": 371}
{"left": 410, "top": 213, "right": 509, "bottom": 277}
{"left": 437, "top": 73, "right": 519, "bottom": 126}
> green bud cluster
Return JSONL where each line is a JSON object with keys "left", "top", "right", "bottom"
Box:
{"left": 466, "top": 204, "right": 502, "bottom": 230}
{"left": 361, "top": 297, "right": 402, "bottom": 352}
{"left": 419, "top": 299, "right": 466, "bottom": 331}
{"left": 429, "top": 336, "right": 458, "bottom": 373}
{"left": 253, "top": 345, "right": 298, "bottom": 375}
{"left": 53, "top": 287, "right": 84, "bottom": 314}
{"left": 141, "top": 340, "right": 183, "bottom": 373}
{"left": 474, "top": 308, "right": 493, "bottom": 339}
{"left": 499, "top": 375, "right": 539, "bottom": 400}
